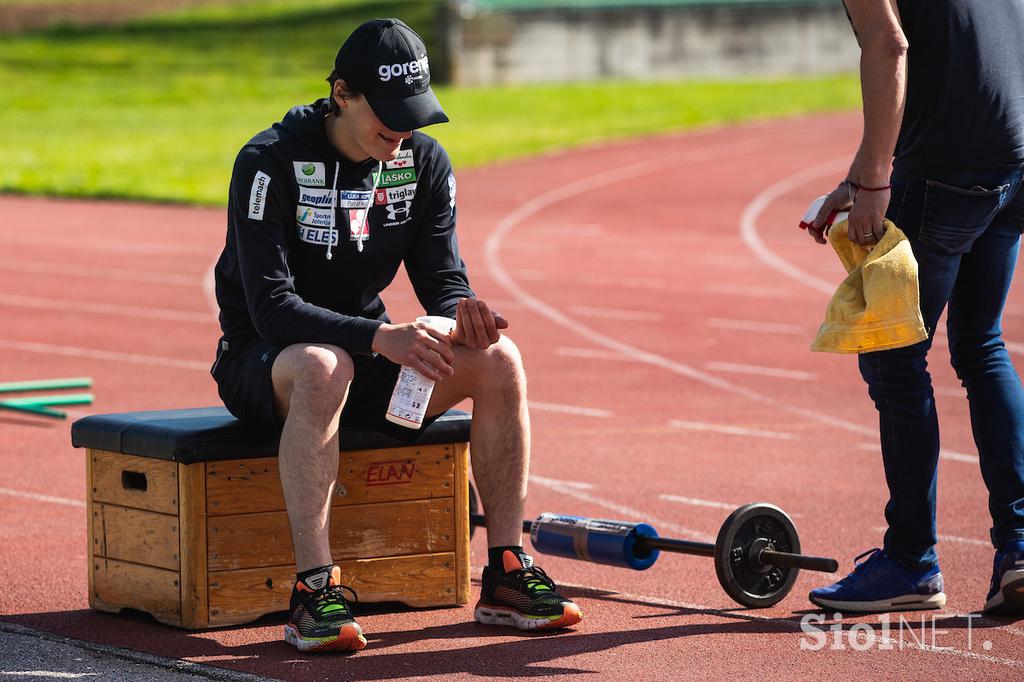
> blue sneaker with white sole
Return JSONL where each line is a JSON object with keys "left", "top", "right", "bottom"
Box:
{"left": 983, "top": 540, "right": 1024, "bottom": 615}
{"left": 809, "top": 548, "right": 946, "bottom": 613}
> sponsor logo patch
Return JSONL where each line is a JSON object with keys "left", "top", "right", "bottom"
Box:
{"left": 248, "top": 171, "right": 271, "bottom": 220}
{"left": 338, "top": 189, "right": 373, "bottom": 208}
{"left": 385, "top": 201, "right": 413, "bottom": 223}
{"left": 378, "top": 56, "right": 429, "bottom": 83}
{"left": 377, "top": 168, "right": 417, "bottom": 188}
{"left": 374, "top": 183, "right": 417, "bottom": 206}
{"left": 349, "top": 209, "right": 370, "bottom": 242}
{"left": 385, "top": 149, "right": 415, "bottom": 170}
{"left": 448, "top": 172, "right": 456, "bottom": 214}
{"left": 298, "top": 187, "right": 334, "bottom": 208}
{"left": 296, "top": 205, "right": 334, "bottom": 228}
{"left": 296, "top": 225, "right": 338, "bottom": 246}
{"left": 293, "top": 161, "right": 326, "bottom": 187}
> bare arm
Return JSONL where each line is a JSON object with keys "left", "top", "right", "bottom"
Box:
{"left": 809, "top": 0, "right": 908, "bottom": 246}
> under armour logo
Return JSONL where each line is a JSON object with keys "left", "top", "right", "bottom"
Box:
{"left": 386, "top": 201, "right": 412, "bottom": 221}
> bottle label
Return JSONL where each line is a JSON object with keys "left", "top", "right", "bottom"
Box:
{"left": 386, "top": 366, "right": 435, "bottom": 428}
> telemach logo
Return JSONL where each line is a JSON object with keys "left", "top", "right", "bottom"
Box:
{"left": 248, "top": 171, "right": 270, "bottom": 221}
{"left": 365, "top": 459, "right": 417, "bottom": 486}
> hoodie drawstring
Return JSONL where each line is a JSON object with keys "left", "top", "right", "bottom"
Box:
{"left": 326, "top": 160, "right": 383, "bottom": 260}
{"left": 326, "top": 161, "right": 340, "bottom": 261}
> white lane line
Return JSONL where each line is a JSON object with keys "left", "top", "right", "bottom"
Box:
{"left": 658, "top": 494, "right": 737, "bottom": 511}
{"left": 529, "top": 475, "right": 593, "bottom": 490}
{"left": 705, "top": 361, "right": 816, "bottom": 381}
{"left": 0, "top": 294, "right": 215, "bottom": 324}
{"left": 0, "top": 258, "right": 199, "bottom": 286}
{"left": 484, "top": 125, "right": 880, "bottom": 441}
{"left": 708, "top": 318, "right": 806, "bottom": 335}
{"left": 529, "top": 401, "right": 613, "bottom": 418}
{"left": 569, "top": 306, "right": 662, "bottom": 322}
{"left": 669, "top": 419, "right": 797, "bottom": 441}
{"left": 556, "top": 347, "right": 638, "bottom": 362}
{"left": 553, "top": 581, "right": 1024, "bottom": 669}
{"left": 0, "top": 235, "right": 211, "bottom": 256}
{"left": 0, "top": 339, "right": 209, "bottom": 371}
{"left": 578, "top": 274, "right": 667, "bottom": 289}
{"left": 0, "top": 487, "right": 85, "bottom": 508}
{"left": 871, "top": 527, "right": 990, "bottom": 547}
{"left": 528, "top": 475, "right": 714, "bottom": 542}
{"left": 703, "top": 283, "right": 793, "bottom": 298}
{"left": 857, "top": 442, "right": 979, "bottom": 463}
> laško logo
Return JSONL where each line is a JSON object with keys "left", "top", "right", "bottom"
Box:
{"left": 365, "top": 459, "right": 416, "bottom": 486}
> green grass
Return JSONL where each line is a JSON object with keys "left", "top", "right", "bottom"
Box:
{"left": 0, "top": 0, "right": 859, "bottom": 205}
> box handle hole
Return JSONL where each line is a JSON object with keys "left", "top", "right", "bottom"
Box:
{"left": 121, "top": 470, "right": 148, "bottom": 492}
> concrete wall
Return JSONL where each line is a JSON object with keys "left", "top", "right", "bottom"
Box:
{"left": 444, "top": 2, "right": 860, "bottom": 85}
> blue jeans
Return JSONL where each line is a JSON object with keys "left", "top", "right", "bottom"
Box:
{"left": 858, "top": 165, "right": 1024, "bottom": 568}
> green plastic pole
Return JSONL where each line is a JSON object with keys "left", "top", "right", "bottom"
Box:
{"left": 0, "top": 402, "right": 67, "bottom": 419}
{"left": 0, "top": 378, "right": 93, "bottom": 394}
{"left": 0, "top": 393, "right": 94, "bottom": 407}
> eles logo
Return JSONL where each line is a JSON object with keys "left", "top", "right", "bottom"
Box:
{"left": 378, "top": 56, "right": 429, "bottom": 83}
{"left": 365, "top": 459, "right": 417, "bottom": 486}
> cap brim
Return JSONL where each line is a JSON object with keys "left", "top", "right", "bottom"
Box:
{"left": 365, "top": 87, "right": 449, "bottom": 132}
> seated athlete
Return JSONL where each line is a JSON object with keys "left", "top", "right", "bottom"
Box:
{"left": 210, "top": 18, "right": 583, "bottom": 652}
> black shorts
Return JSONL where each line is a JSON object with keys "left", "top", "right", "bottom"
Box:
{"left": 211, "top": 337, "right": 438, "bottom": 442}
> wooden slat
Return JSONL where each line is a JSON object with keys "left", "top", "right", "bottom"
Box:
{"left": 207, "top": 553, "right": 457, "bottom": 627}
{"left": 90, "top": 450, "right": 178, "bottom": 514}
{"left": 207, "top": 498, "right": 455, "bottom": 571}
{"left": 91, "top": 503, "right": 179, "bottom": 570}
{"left": 178, "top": 462, "right": 208, "bottom": 629}
{"left": 86, "top": 450, "right": 96, "bottom": 613}
{"left": 91, "top": 559, "right": 181, "bottom": 627}
{"left": 453, "top": 443, "right": 471, "bottom": 605}
{"left": 206, "top": 444, "right": 457, "bottom": 516}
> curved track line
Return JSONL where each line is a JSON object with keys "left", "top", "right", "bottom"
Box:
{"left": 484, "top": 130, "right": 874, "bottom": 438}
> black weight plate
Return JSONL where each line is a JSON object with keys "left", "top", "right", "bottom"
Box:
{"left": 714, "top": 503, "right": 800, "bottom": 608}
{"left": 468, "top": 480, "right": 479, "bottom": 538}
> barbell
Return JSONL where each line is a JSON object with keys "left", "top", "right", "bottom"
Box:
{"left": 467, "top": 485, "right": 837, "bottom": 608}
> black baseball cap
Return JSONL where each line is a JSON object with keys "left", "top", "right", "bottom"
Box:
{"left": 332, "top": 18, "right": 449, "bottom": 132}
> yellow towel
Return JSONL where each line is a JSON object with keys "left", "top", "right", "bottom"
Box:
{"left": 811, "top": 219, "right": 928, "bottom": 354}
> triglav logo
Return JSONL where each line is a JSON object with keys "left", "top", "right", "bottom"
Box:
{"left": 378, "top": 56, "right": 429, "bottom": 83}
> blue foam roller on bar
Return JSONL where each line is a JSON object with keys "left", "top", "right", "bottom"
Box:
{"left": 529, "top": 513, "right": 660, "bottom": 570}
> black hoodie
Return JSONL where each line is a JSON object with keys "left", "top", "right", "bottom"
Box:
{"left": 213, "top": 98, "right": 473, "bottom": 356}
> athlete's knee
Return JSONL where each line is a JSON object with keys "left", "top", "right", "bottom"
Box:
{"left": 475, "top": 336, "right": 526, "bottom": 393}
{"left": 275, "top": 344, "right": 354, "bottom": 404}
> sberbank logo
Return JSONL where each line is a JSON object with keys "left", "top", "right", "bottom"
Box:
{"left": 301, "top": 163, "right": 316, "bottom": 176}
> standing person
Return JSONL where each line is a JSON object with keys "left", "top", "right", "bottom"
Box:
{"left": 805, "top": 0, "right": 1024, "bottom": 614}
{"left": 211, "top": 18, "right": 582, "bottom": 653}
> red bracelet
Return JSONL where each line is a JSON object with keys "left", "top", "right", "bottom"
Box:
{"left": 846, "top": 180, "right": 891, "bottom": 192}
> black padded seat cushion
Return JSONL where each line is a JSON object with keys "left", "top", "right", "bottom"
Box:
{"left": 71, "top": 407, "right": 472, "bottom": 464}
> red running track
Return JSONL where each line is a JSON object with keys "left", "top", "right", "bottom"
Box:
{"left": 2, "top": 113, "right": 1023, "bottom": 680}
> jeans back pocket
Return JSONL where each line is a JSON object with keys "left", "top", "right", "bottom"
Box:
{"left": 920, "top": 180, "right": 1007, "bottom": 254}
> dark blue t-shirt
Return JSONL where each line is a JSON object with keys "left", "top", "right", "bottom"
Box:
{"left": 894, "top": 0, "right": 1024, "bottom": 176}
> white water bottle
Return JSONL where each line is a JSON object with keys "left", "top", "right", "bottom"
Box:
{"left": 385, "top": 316, "right": 456, "bottom": 429}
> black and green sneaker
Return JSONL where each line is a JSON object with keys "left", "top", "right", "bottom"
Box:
{"left": 283, "top": 566, "right": 366, "bottom": 653}
{"left": 474, "top": 550, "right": 583, "bottom": 630}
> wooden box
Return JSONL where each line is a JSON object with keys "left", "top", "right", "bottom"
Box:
{"left": 74, "top": 408, "right": 472, "bottom": 629}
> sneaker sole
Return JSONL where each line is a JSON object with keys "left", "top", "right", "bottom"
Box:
{"left": 283, "top": 622, "right": 367, "bottom": 653}
{"left": 474, "top": 601, "right": 583, "bottom": 631}
{"left": 983, "top": 568, "right": 1024, "bottom": 615}
{"left": 809, "top": 592, "right": 946, "bottom": 614}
